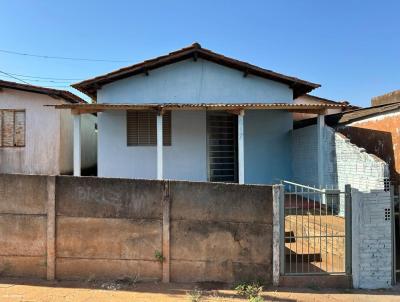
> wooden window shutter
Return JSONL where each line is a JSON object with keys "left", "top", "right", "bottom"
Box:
{"left": 0, "top": 111, "right": 2, "bottom": 147}
{"left": 14, "top": 111, "right": 25, "bottom": 147}
{"left": 2, "top": 110, "right": 14, "bottom": 147}
{"left": 127, "top": 110, "right": 171, "bottom": 146}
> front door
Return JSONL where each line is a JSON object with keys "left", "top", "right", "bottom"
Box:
{"left": 207, "top": 112, "right": 238, "bottom": 183}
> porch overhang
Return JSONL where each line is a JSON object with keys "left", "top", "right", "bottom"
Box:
{"left": 51, "top": 102, "right": 345, "bottom": 115}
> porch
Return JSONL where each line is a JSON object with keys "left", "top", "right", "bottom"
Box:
{"left": 54, "top": 102, "right": 339, "bottom": 184}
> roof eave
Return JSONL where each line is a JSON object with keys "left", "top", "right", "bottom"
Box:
{"left": 0, "top": 80, "right": 85, "bottom": 104}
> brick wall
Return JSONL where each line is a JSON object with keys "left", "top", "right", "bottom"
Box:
{"left": 292, "top": 125, "right": 388, "bottom": 194}
{"left": 352, "top": 190, "right": 392, "bottom": 289}
{"left": 292, "top": 125, "right": 392, "bottom": 289}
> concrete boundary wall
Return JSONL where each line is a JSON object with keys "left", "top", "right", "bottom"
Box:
{"left": 0, "top": 174, "right": 273, "bottom": 284}
{"left": 0, "top": 174, "right": 48, "bottom": 278}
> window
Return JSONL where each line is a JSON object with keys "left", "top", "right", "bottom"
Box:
{"left": 127, "top": 110, "right": 171, "bottom": 146}
{"left": 207, "top": 112, "right": 238, "bottom": 182}
{"left": 0, "top": 110, "right": 25, "bottom": 147}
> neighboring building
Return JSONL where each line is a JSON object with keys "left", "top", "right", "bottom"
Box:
{"left": 55, "top": 43, "right": 349, "bottom": 184}
{"left": 0, "top": 80, "right": 97, "bottom": 175}
{"left": 293, "top": 94, "right": 355, "bottom": 121}
{"left": 371, "top": 89, "right": 400, "bottom": 106}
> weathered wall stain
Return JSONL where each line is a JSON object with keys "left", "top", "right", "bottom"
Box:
{"left": 0, "top": 174, "right": 273, "bottom": 283}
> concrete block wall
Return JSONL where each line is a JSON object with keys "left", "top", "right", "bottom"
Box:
{"left": 352, "top": 190, "right": 392, "bottom": 289}
{"left": 292, "top": 125, "right": 387, "bottom": 193}
{"left": 0, "top": 174, "right": 273, "bottom": 284}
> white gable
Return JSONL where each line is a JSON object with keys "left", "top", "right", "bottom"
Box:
{"left": 97, "top": 58, "right": 293, "bottom": 104}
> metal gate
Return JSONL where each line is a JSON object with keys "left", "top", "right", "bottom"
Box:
{"left": 280, "top": 180, "right": 352, "bottom": 275}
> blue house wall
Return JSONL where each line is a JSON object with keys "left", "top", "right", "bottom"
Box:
{"left": 96, "top": 58, "right": 294, "bottom": 184}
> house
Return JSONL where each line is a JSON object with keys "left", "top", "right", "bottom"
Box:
{"left": 0, "top": 80, "right": 97, "bottom": 175}
{"left": 54, "top": 43, "right": 348, "bottom": 184}
{"left": 293, "top": 94, "right": 355, "bottom": 121}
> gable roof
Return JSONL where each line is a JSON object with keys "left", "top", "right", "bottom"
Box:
{"left": 72, "top": 43, "right": 320, "bottom": 100}
{"left": 294, "top": 102, "right": 400, "bottom": 129}
{"left": 0, "top": 80, "right": 85, "bottom": 103}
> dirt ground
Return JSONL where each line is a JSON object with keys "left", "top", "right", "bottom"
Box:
{"left": 285, "top": 213, "right": 346, "bottom": 273}
{"left": 0, "top": 279, "right": 399, "bottom": 302}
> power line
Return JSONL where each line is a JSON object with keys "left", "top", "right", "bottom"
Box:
{"left": 0, "top": 49, "right": 132, "bottom": 63}
{"left": 0, "top": 71, "right": 70, "bottom": 88}
{"left": 6, "top": 72, "right": 83, "bottom": 81}
{"left": 0, "top": 70, "right": 31, "bottom": 85}
{"left": 3, "top": 77, "right": 73, "bottom": 84}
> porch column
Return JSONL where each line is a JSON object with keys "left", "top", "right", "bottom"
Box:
{"left": 157, "top": 113, "right": 163, "bottom": 180}
{"left": 238, "top": 110, "right": 245, "bottom": 184}
{"left": 317, "top": 114, "right": 325, "bottom": 188}
{"left": 73, "top": 114, "right": 81, "bottom": 176}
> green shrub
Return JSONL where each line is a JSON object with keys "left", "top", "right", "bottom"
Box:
{"left": 235, "top": 282, "right": 263, "bottom": 299}
{"left": 249, "top": 296, "right": 264, "bottom": 302}
{"left": 187, "top": 288, "right": 203, "bottom": 302}
{"left": 154, "top": 250, "right": 165, "bottom": 263}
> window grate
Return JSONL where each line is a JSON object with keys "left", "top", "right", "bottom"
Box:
{"left": 207, "top": 112, "right": 238, "bottom": 182}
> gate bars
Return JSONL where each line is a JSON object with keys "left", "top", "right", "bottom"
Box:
{"left": 280, "top": 180, "right": 352, "bottom": 276}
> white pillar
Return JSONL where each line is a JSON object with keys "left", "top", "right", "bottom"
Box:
{"left": 73, "top": 114, "right": 81, "bottom": 176}
{"left": 317, "top": 114, "right": 325, "bottom": 188}
{"left": 157, "top": 113, "right": 163, "bottom": 180}
{"left": 238, "top": 110, "right": 245, "bottom": 184}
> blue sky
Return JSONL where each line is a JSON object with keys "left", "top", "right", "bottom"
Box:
{"left": 0, "top": 0, "right": 399, "bottom": 106}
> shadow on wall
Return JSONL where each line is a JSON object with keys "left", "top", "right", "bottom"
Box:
{"left": 337, "top": 126, "right": 397, "bottom": 184}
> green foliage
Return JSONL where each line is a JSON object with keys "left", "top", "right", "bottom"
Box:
{"left": 249, "top": 296, "right": 264, "bottom": 302}
{"left": 235, "top": 282, "right": 263, "bottom": 300}
{"left": 154, "top": 250, "right": 165, "bottom": 263}
{"left": 187, "top": 288, "right": 203, "bottom": 302}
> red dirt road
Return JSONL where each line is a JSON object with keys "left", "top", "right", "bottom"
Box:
{"left": 0, "top": 279, "right": 399, "bottom": 302}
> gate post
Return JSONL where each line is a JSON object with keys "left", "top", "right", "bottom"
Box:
{"left": 272, "top": 184, "right": 284, "bottom": 286}
{"left": 345, "top": 184, "right": 352, "bottom": 276}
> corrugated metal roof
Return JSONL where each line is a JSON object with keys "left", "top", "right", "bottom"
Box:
{"left": 294, "top": 102, "right": 400, "bottom": 129}
{"left": 52, "top": 102, "right": 345, "bottom": 114}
